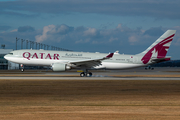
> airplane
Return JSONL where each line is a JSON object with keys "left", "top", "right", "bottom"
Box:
{"left": 4, "top": 30, "right": 176, "bottom": 77}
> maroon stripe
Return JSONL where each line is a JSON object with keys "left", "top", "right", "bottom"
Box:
{"left": 159, "top": 34, "right": 175, "bottom": 44}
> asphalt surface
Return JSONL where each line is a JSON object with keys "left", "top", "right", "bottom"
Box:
{"left": 0, "top": 67, "right": 180, "bottom": 80}
{"left": 0, "top": 76, "right": 180, "bottom": 80}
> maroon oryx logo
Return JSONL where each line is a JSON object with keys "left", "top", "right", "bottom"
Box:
{"left": 141, "top": 34, "right": 175, "bottom": 64}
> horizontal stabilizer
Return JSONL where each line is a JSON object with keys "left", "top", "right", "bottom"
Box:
{"left": 151, "top": 57, "right": 171, "bottom": 63}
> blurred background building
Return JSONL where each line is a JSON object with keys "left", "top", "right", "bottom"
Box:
{"left": 0, "top": 49, "right": 19, "bottom": 70}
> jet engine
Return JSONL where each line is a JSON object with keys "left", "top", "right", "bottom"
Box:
{"left": 52, "top": 63, "right": 71, "bottom": 72}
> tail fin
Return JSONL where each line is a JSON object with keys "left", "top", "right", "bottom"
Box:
{"left": 139, "top": 30, "right": 176, "bottom": 64}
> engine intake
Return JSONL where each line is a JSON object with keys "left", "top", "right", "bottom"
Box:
{"left": 52, "top": 63, "right": 71, "bottom": 72}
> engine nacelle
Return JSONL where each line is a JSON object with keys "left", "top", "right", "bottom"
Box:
{"left": 52, "top": 63, "right": 71, "bottom": 72}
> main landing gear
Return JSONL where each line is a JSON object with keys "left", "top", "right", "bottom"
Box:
{"left": 145, "top": 65, "right": 154, "bottom": 70}
{"left": 80, "top": 72, "right": 92, "bottom": 77}
{"left": 80, "top": 69, "right": 92, "bottom": 77}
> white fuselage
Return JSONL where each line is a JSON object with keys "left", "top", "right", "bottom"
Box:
{"left": 4, "top": 49, "right": 149, "bottom": 70}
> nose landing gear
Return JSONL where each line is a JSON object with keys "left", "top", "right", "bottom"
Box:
{"left": 20, "top": 64, "right": 24, "bottom": 72}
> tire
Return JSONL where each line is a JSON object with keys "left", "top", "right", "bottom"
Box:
{"left": 87, "top": 72, "right": 92, "bottom": 77}
{"left": 80, "top": 72, "right": 85, "bottom": 77}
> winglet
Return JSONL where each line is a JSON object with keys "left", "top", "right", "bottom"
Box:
{"left": 106, "top": 53, "right": 114, "bottom": 58}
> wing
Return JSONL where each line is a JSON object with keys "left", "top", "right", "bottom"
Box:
{"left": 68, "top": 53, "right": 114, "bottom": 68}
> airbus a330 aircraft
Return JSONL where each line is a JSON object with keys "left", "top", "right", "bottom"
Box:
{"left": 4, "top": 30, "right": 176, "bottom": 77}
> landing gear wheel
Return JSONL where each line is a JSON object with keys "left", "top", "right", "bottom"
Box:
{"left": 80, "top": 72, "right": 93, "bottom": 77}
{"left": 87, "top": 72, "right": 92, "bottom": 77}
{"left": 80, "top": 72, "right": 85, "bottom": 77}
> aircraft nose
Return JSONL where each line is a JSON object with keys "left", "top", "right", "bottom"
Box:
{"left": 4, "top": 55, "right": 7, "bottom": 59}
{"left": 4, "top": 54, "right": 10, "bottom": 60}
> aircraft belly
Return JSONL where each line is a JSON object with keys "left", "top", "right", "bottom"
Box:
{"left": 102, "top": 62, "right": 142, "bottom": 69}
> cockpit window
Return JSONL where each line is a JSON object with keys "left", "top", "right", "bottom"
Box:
{"left": 8, "top": 53, "right": 13, "bottom": 55}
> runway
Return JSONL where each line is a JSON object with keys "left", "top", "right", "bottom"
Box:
{"left": 0, "top": 67, "right": 180, "bottom": 80}
{"left": 0, "top": 76, "right": 180, "bottom": 80}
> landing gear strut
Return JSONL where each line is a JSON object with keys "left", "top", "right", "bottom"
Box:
{"left": 20, "top": 64, "right": 24, "bottom": 72}
{"left": 80, "top": 69, "right": 92, "bottom": 77}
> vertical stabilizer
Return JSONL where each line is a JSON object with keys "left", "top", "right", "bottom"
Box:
{"left": 139, "top": 30, "right": 176, "bottom": 64}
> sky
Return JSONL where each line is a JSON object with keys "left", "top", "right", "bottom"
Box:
{"left": 0, "top": 0, "right": 180, "bottom": 59}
